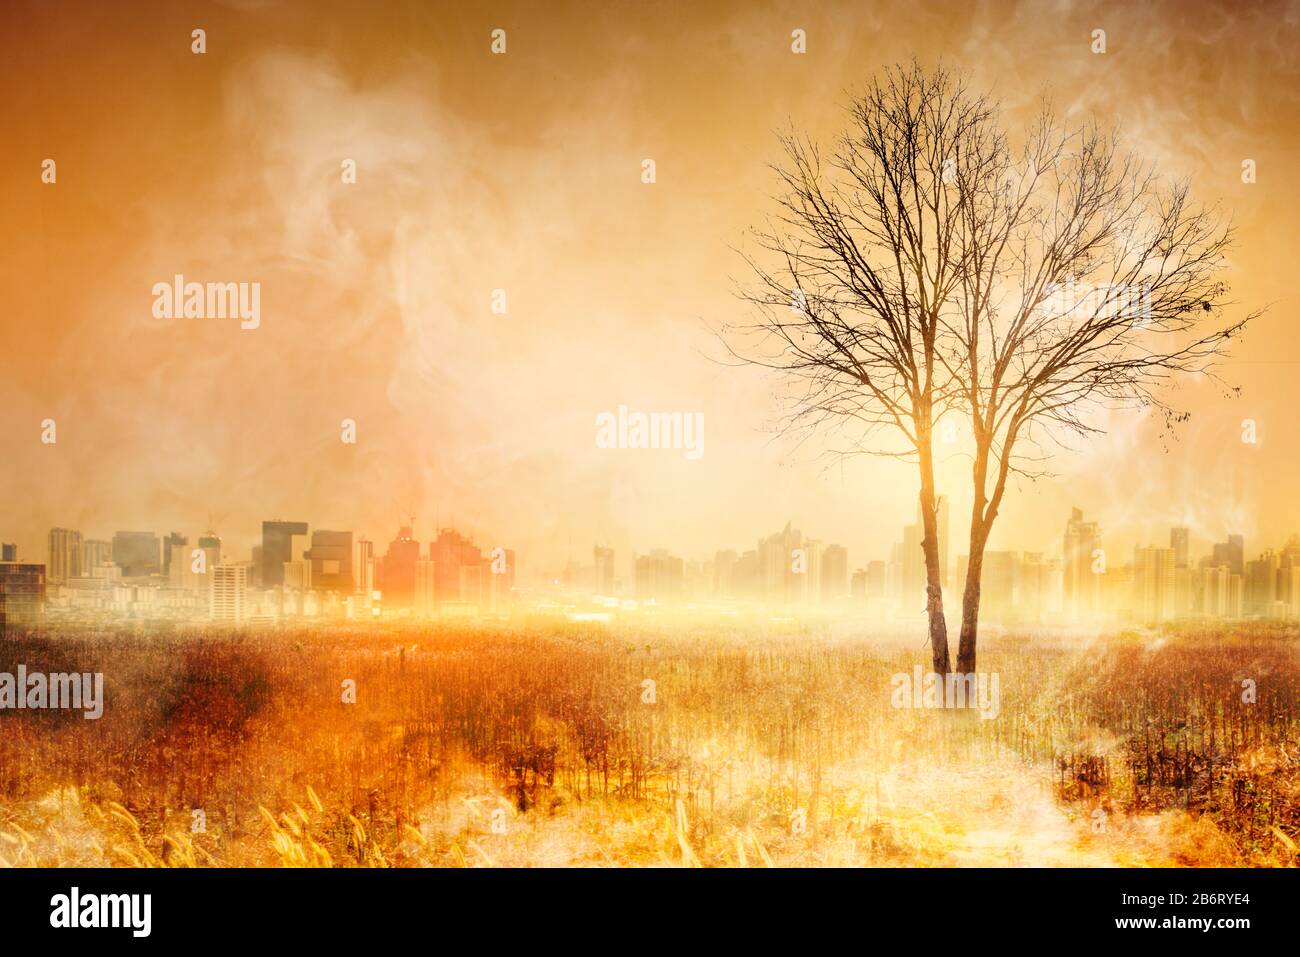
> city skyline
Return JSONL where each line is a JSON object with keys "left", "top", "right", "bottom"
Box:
{"left": 6, "top": 503, "right": 1298, "bottom": 630}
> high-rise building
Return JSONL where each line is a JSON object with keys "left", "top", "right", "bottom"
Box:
{"left": 353, "top": 539, "right": 375, "bottom": 595}
{"left": 82, "top": 539, "right": 111, "bottom": 572}
{"left": 1063, "top": 508, "right": 1101, "bottom": 621}
{"left": 305, "top": 530, "right": 353, "bottom": 592}
{"left": 380, "top": 526, "right": 421, "bottom": 609}
{"left": 1170, "top": 527, "right": 1190, "bottom": 568}
{"left": 261, "top": 521, "right": 308, "bottom": 588}
{"left": 635, "top": 549, "right": 684, "bottom": 601}
{"left": 0, "top": 562, "right": 45, "bottom": 632}
{"left": 162, "top": 532, "right": 188, "bottom": 578}
{"left": 595, "top": 546, "right": 616, "bottom": 595}
{"left": 283, "top": 560, "right": 312, "bottom": 592}
{"left": 210, "top": 563, "right": 248, "bottom": 624}
{"left": 112, "top": 531, "right": 161, "bottom": 578}
{"left": 1245, "top": 551, "right": 1280, "bottom": 616}
{"left": 1020, "top": 552, "right": 1048, "bottom": 622}
{"left": 47, "top": 527, "right": 82, "bottom": 582}
{"left": 414, "top": 559, "right": 436, "bottom": 617}
{"left": 821, "top": 544, "right": 849, "bottom": 601}
{"left": 1132, "top": 546, "right": 1176, "bottom": 624}
{"left": 1212, "top": 535, "right": 1245, "bottom": 576}
{"left": 429, "top": 528, "right": 486, "bottom": 603}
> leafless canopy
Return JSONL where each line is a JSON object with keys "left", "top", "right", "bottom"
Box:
{"left": 725, "top": 63, "right": 991, "bottom": 463}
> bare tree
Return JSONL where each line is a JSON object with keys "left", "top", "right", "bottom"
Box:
{"left": 726, "top": 63, "right": 999, "bottom": 675}
{"left": 942, "top": 95, "right": 1260, "bottom": 673}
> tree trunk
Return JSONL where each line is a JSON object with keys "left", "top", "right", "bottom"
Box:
{"left": 917, "top": 444, "right": 950, "bottom": 675}
{"left": 956, "top": 527, "right": 987, "bottom": 674}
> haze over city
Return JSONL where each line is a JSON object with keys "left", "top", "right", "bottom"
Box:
{"left": 2, "top": 0, "right": 1298, "bottom": 577}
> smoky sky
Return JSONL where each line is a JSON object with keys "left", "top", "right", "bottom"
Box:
{"left": 2, "top": 0, "right": 1297, "bottom": 577}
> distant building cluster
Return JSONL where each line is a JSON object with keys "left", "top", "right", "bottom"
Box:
{"left": 0, "top": 520, "right": 514, "bottom": 630}
{"left": 0, "top": 504, "right": 1293, "bottom": 631}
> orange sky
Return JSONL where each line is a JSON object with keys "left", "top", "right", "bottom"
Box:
{"left": 1, "top": 0, "right": 1298, "bottom": 577}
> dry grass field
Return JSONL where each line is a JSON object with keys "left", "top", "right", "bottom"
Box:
{"left": 0, "top": 618, "right": 1296, "bottom": 867}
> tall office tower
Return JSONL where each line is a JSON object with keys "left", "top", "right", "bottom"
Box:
{"left": 1202, "top": 564, "right": 1231, "bottom": 618}
{"left": 283, "top": 560, "right": 312, "bottom": 592}
{"left": 634, "top": 549, "right": 685, "bottom": 601}
{"left": 850, "top": 568, "right": 867, "bottom": 599}
{"left": 458, "top": 561, "right": 488, "bottom": 609}
{"left": 1132, "top": 546, "right": 1176, "bottom": 624}
{"left": 1227, "top": 573, "right": 1244, "bottom": 619}
{"left": 112, "top": 531, "right": 161, "bottom": 577}
{"left": 260, "top": 521, "right": 308, "bottom": 588}
{"left": 381, "top": 525, "right": 421, "bottom": 608}
{"left": 1173, "top": 565, "right": 1195, "bottom": 618}
{"left": 185, "top": 535, "right": 221, "bottom": 590}
{"left": 429, "top": 528, "right": 486, "bottom": 602}
{"left": 414, "top": 559, "right": 436, "bottom": 617}
{"left": 0, "top": 544, "right": 16, "bottom": 562}
{"left": 865, "top": 560, "right": 887, "bottom": 601}
{"left": 733, "top": 550, "right": 758, "bottom": 597}
{"left": 756, "top": 522, "right": 804, "bottom": 603}
{"left": 795, "top": 540, "right": 823, "bottom": 603}
{"left": 82, "top": 538, "right": 111, "bottom": 572}
{"left": 168, "top": 541, "right": 192, "bottom": 589}
{"left": 0, "top": 561, "right": 46, "bottom": 632}
{"left": 595, "top": 546, "right": 616, "bottom": 595}
{"left": 1062, "top": 508, "right": 1102, "bottom": 621}
{"left": 353, "top": 539, "right": 375, "bottom": 594}
{"left": 1020, "top": 552, "right": 1047, "bottom": 623}
{"left": 47, "top": 528, "right": 82, "bottom": 582}
{"left": 821, "top": 544, "right": 849, "bottom": 601}
{"left": 1170, "top": 527, "right": 1190, "bottom": 568}
{"left": 1245, "top": 551, "right": 1280, "bottom": 616}
{"left": 1212, "top": 534, "right": 1245, "bottom": 576}
{"left": 162, "top": 532, "right": 188, "bottom": 577}
{"left": 305, "top": 530, "right": 353, "bottom": 592}
{"left": 980, "top": 551, "right": 1021, "bottom": 622}
{"left": 210, "top": 563, "right": 248, "bottom": 624}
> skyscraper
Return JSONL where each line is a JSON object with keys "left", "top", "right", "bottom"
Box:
{"left": 305, "top": 530, "right": 353, "bottom": 592}
{"left": 112, "top": 531, "right": 161, "bottom": 578}
{"left": 353, "top": 538, "right": 375, "bottom": 595}
{"left": 1063, "top": 508, "right": 1101, "bottom": 621}
{"left": 821, "top": 544, "right": 849, "bottom": 601}
{"left": 635, "top": 549, "right": 684, "bottom": 600}
{"left": 261, "top": 520, "right": 308, "bottom": 588}
{"left": 162, "top": 532, "right": 188, "bottom": 577}
{"left": 1212, "top": 535, "right": 1245, "bottom": 577}
{"left": 210, "top": 563, "right": 248, "bottom": 624}
{"left": 1133, "top": 546, "right": 1176, "bottom": 624}
{"left": 82, "top": 539, "right": 111, "bottom": 574}
{"left": 1170, "top": 527, "right": 1190, "bottom": 568}
{"left": 47, "top": 527, "right": 82, "bottom": 582}
{"left": 380, "top": 525, "right": 421, "bottom": 609}
{"left": 0, "top": 561, "right": 45, "bottom": 632}
{"left": 429, "top": 528, "right": 488, "bottom": 603}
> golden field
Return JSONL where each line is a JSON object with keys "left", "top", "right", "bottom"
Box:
{"left": 0, "top": 618, "right": 1296, "bottom": 867}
